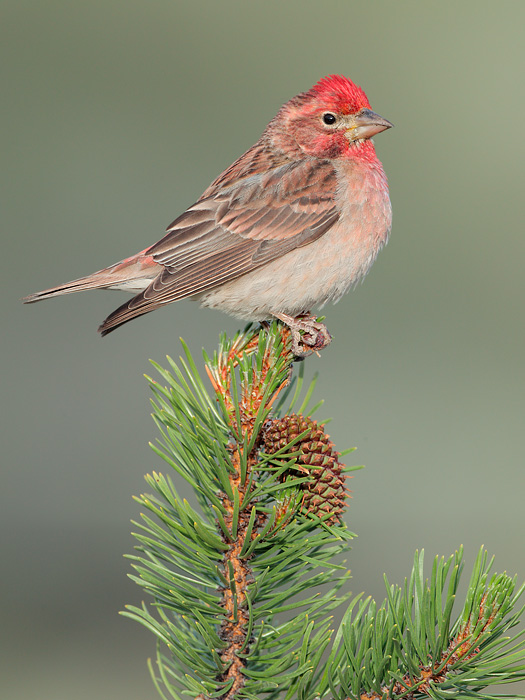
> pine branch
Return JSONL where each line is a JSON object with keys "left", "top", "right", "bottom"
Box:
{"left": 123, "top": 323, "right": 354, "bottom": 700}
{"left": 326, "top": 547, "right": 525, "bottom": 700}
{"left": 122, "top": 323, "right": 525, "bottom": 700}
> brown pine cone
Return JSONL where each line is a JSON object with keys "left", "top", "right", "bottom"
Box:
{"left": 263, "top": 414, "right": 349, "bottom": 525}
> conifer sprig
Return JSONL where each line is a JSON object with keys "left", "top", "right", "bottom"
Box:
{"left": 326, "top": 547, "right": 525, "bottom": 700}
{"left": 123, "top": 323, "right": 353, "bottom": 700}
{"left": 123, "top": 324, "right": 525, "bottom": 700}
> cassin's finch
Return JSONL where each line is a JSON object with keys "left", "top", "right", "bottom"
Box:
{"left": 24, "top": 75, "right": 392, "bottom": 355}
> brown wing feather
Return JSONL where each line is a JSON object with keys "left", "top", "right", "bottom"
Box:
{"left": 99, "top": 151, "right": 339, "bottom": 335}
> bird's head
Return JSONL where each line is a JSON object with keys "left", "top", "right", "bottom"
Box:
{"left": 269, "top": 75, "right": 393, "bottom": 160}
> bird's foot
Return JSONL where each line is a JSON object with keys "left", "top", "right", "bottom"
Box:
{"left": 271, "top": 312, "right": 332, "bottom": 357}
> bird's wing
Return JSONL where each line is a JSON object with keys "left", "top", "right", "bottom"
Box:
{"left": 99, "top": 156, "right": 338, "bottom": 334}
{"left": 152, "top": 157, "right": 337, "bottom": 290}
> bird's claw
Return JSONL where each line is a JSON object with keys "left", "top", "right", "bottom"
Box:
{"left": 271, "top": 312, "right": 332, "bottom": 358}
{"left": 291, "top": 320, "right": 332, "bottom": 357}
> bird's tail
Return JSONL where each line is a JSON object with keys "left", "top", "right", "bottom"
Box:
{"left": 23, "top": 254, "right": 160, "bottom": 305}
{"left": 23, "top": 270, "right": 119, "bottom": 303}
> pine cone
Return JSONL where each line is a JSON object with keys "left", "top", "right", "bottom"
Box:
{"left": 263, "top": 414, "right": 348, "bottom": 525}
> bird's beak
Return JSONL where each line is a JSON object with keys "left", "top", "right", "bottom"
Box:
{"left": 346, "top": 109, "right": 393, "bottom": 142}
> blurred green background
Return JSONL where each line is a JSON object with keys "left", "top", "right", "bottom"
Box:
{"left": 2, "top": 1, "right": 524, "bottom": 697}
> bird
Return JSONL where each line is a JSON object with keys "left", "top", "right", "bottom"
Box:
{"left": 24, "top": 75, "right": 392, "bottom": 356}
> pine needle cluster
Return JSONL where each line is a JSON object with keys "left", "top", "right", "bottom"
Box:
{"left": 123, "top": 323, "right": 525, "bottom": 700}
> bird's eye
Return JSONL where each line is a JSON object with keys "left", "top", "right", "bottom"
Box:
{"left": 322, "top": 113, "right": 337, "bottom": 125}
